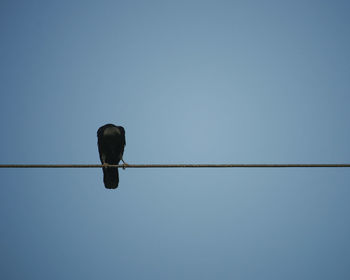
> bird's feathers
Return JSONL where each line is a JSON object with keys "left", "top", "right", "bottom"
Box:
{"left": 97, "top": 124, "right": 126, "bottom": 189}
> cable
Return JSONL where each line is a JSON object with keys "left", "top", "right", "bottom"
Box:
{"left": 0, "top": 164, "right": 350, "bottom": 168}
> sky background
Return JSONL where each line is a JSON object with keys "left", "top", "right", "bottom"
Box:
{"left": 1, "top": 0, "right": 350, "bottom": 279}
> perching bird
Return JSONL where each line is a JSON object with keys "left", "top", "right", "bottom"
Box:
{"left": 97, "top": 124, "right": 126, "bottom": 189}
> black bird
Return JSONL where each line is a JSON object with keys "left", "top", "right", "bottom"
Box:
{"left": 97, "top": 124, "right": 126, "bottom": 189}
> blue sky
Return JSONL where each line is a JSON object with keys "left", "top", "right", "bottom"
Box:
{"left": 1, "top": 0, "right": 350, "bottom": 279}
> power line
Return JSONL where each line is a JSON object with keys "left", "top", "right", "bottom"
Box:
{"left": 1, "top": 164, "right": 350, "bottom": 168}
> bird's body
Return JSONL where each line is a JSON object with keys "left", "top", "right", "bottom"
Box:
{"left": 97, "top": 124, "right": 126, "bottom": 189}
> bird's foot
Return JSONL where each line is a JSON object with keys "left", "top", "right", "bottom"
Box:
{"left": 121, "top": 159, "right": 129, "bottom": 170}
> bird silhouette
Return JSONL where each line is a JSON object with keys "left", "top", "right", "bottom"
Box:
{"left": 97, "top": 124, "right": 126, "bottom": 189}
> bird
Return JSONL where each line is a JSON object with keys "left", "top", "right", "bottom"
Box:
{"left": 97, "top": 124, "right": 126, "bottom": 189}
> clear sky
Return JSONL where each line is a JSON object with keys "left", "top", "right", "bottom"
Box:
{"left": 1, "top": 0, "right": 350, "bottom": 279}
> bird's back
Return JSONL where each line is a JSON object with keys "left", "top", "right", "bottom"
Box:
{"left": 97, "top": 124, "right": 125, "bottom": 164}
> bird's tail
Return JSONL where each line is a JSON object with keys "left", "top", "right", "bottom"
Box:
{"left": 103, "top": 166, "right": 119, "bottom": 189}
